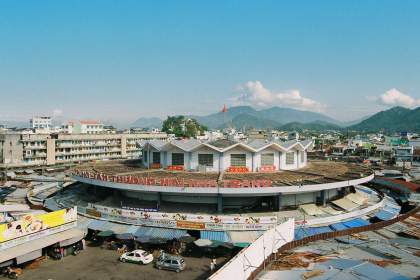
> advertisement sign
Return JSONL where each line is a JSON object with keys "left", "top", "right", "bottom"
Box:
{"left": 73, "top": 170, "right": 271, "bottom": 188}
{"left": 86, "top": 203, "right": 277, "bottom": 231}
{"left": 0, "top": 207, "right": 77, "bottom": 250}
{"left": 176, "top": 220, "right": 205, "bottom": 230}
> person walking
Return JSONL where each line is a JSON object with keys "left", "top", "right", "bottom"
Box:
{"left": 210, "top": 260, "right": 215, "bottom": 272}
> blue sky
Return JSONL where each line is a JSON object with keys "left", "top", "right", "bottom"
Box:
{"left": 0, "top": 0, "right": 419, "bottom": 125}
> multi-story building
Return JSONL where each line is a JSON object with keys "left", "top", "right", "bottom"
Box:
{"left": 30, "top": 116, "right": 52, "bottom": 130}
{"left": 0, "top": 131, "right": 168, "bottom": 167}
{"left": 62, "top": 120, "right": 104, "bottom": 134}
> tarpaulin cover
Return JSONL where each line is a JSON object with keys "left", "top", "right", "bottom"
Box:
{"left": 200, "top": 231, "right": 231, "bottom": 243}
{"left": 342, "top": 218, "right": 370, "bottom": 228}
{"left": 375, "top": 210, "right": 395, "bottom": 221}
{"left": 329, "top": 222, "right": 348, "bottom": 231}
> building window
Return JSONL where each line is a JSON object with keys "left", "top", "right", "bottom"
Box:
{"left": 198, "top": 154, "right": 213, "bottom": 167}
{"left": 261, "top": 153, "right": 274, "bottom": 166}
{"left": 143, "top": 151, "right": 148, "bottom": 162}
{"left": 231, "top": 154, "right": 246, "bottom": 167}
{"left": 152, "top": 152, "right": 160, "bottom": 164}
{"left": 172, "top": 153, "right": 184, "bottom": 166}
{"left": 300, "top": 151, "right": 305, "bottom": 163}
{"left": 286, "top": 152, "right": 295, "bottom": 165}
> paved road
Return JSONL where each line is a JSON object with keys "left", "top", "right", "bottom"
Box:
{"left": 19, "top": 246, "right": 229, "bottom": 280}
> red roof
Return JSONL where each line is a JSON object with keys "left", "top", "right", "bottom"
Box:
{"left": 381, "top": 178, "right": 420, "bottom": 192}
{"left": 79, "top": 120, "right": 100, "bottom": 125}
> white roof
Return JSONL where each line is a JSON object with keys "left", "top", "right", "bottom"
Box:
{"left": 0, "top": 204, "right": 30, "bottom": 212}
{"left": 0, "top": 228, "right": 84, "bottom": 263}
{"left": 142, "top": 138, "right": 313, "bottom": 153}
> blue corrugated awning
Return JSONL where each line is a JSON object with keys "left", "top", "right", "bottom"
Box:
{"left": 383, "top": 205, "right": 400, "bottom": 214}
{"left": 310, "top": 226, "right": 333, "bottom": 235}
{"left": 329, "top": 222, "right": 348, "bottom": 231}
{"left": 134, "top": 227, "right": 189, "bottom": 243}
{"left": 342, "top": 218, "right": 370, "bottom": 228}
{"left": 375, "top": 210, "right": 395, "bottom": 221}
{"left": 294, "top": 227, "right": 308, "bottom": 240}
{"left": 88, "top": 220, "right": 113, "bottom": 231}
{"left": 294, "top": 226, "right": 332, "bottom": 240}
{"left": 200, "top": 231, "right": 231, "bottom": 243}
{"left": 115, "top": 225, "right": 139, "bottom": 240}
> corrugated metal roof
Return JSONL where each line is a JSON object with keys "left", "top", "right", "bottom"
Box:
{"left": 375, "top": 210, "right": 395, "bottom": 221}
{"left": 200, "top": 231, "right": 231, "bottom": 242}
{"left": 329, "top": 222, "right": 348, "bottom": 231}
{"left": 134, "top": 227, "right": 189, "bottom": 242}
{"left": 342, "top": 218, "right": 370, "bottom": 228}
{"left": 352, "top": 262, "right": 411, "bottom": 280}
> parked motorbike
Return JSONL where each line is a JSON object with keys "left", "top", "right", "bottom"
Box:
{"left": 1, "top": 267, "right": 22, "bottom": 279}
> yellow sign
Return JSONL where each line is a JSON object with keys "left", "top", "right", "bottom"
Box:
{"left": 0, "top": 207, "right": 77, "bottom": 243}
{"left": 176, "top": 220, "right": 205, "bottom": 230}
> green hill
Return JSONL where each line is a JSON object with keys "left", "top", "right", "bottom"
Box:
{"left": 348, "top": 106, "right": 420, "bottom": 132}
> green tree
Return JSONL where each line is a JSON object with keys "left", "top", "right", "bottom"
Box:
{"left": 162, "top": 116, "right": 207, "bottom": 137}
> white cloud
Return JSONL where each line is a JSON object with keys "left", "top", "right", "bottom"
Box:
{"left": 378, "top": 88, "right": 420, "bottom": 108}
{"left": 52, "top": 109, "right": 63, "bottom": 117}
{"left": 230, "top": 81, "right": 326, "bottom": 112}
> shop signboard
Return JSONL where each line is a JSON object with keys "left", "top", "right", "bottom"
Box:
{"left": 86, "top": 203, "right": 277, "bottom": 231}
{"left": 0, "top": 207, "right": 77, "bottom": 251}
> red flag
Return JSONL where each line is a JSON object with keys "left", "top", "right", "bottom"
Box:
{"left": 221, "top": 104, "right": 228, "bottom": 113}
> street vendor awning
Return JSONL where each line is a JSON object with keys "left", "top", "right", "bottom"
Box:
{"left": 87, "top": 219, "right": 113, "bottom": 231}
{"left": 0, "top": 228, "right": 84, "bottom": 264}
{"left": 97, "top": 230, "right": 114, "bottom": 237}
{"left": 134, "top": 227, "right": 189, "bottom": 243}
{"left": 200, "top": 231, "right": 231, "bottom": 243}
{"left": 227, "top": 231, "right": 263, "bottom": 245}
{"left": 115, "top": 226, "right": 138, "bottom": 240}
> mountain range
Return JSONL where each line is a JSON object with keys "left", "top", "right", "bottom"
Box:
{"left": 131, "top": 105, "right": 420, "bottom": 132}
{"left": 132, "top": 106, "right": 344, "bottom": 130}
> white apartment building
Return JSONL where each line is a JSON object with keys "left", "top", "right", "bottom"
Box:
{"left": 0, "top": 131, "right": 168, "bottom": 167}
{"left": 30, "top": 116, "right": 52, "bottom": 130}
{"left": 62, "top": 120, "right": 104, "bottom": 134}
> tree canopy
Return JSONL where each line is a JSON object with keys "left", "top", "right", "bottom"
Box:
{"left": 162, "top": 116, "right": 208, "bottom": 138}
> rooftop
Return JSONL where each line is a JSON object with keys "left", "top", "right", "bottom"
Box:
{"left": 74, "top": 160, "right": 372, "bottom": 187}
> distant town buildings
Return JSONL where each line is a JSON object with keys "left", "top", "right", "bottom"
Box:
{"left": 62, "top": 120, "right": 104, "bottom": 134}
{"left": 0, "top": 131, "right": 168, "bottom": 167}
{"left": 30, "top": 116, "right": 52, "bottom": 130}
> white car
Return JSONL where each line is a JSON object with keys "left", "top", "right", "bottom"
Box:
{"left": 119, "top": 250, "right": 154, "bottom": 265}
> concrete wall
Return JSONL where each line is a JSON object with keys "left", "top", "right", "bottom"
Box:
{"left": 0, "top": 134, "right": 23, "bottom": 165}
{"left": 279, "top": 149, "right": 305, "bottom": 170}
{"left": 253, "top": 148, "right": 280, "bottom": 171}
{"left": 46, "top": 138, "right": 56, "bottom": 165}
{"left": 209, "top": 219, "right": 295, "bottom": 280}
{"left": 221, "top": 148, "right": 253, "bottom": 171}
{"left": 166, "top": 146, "right": 188, "bottom": 169}
{"left": 190, "top": 146, "right": 220, "bottom": 172}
